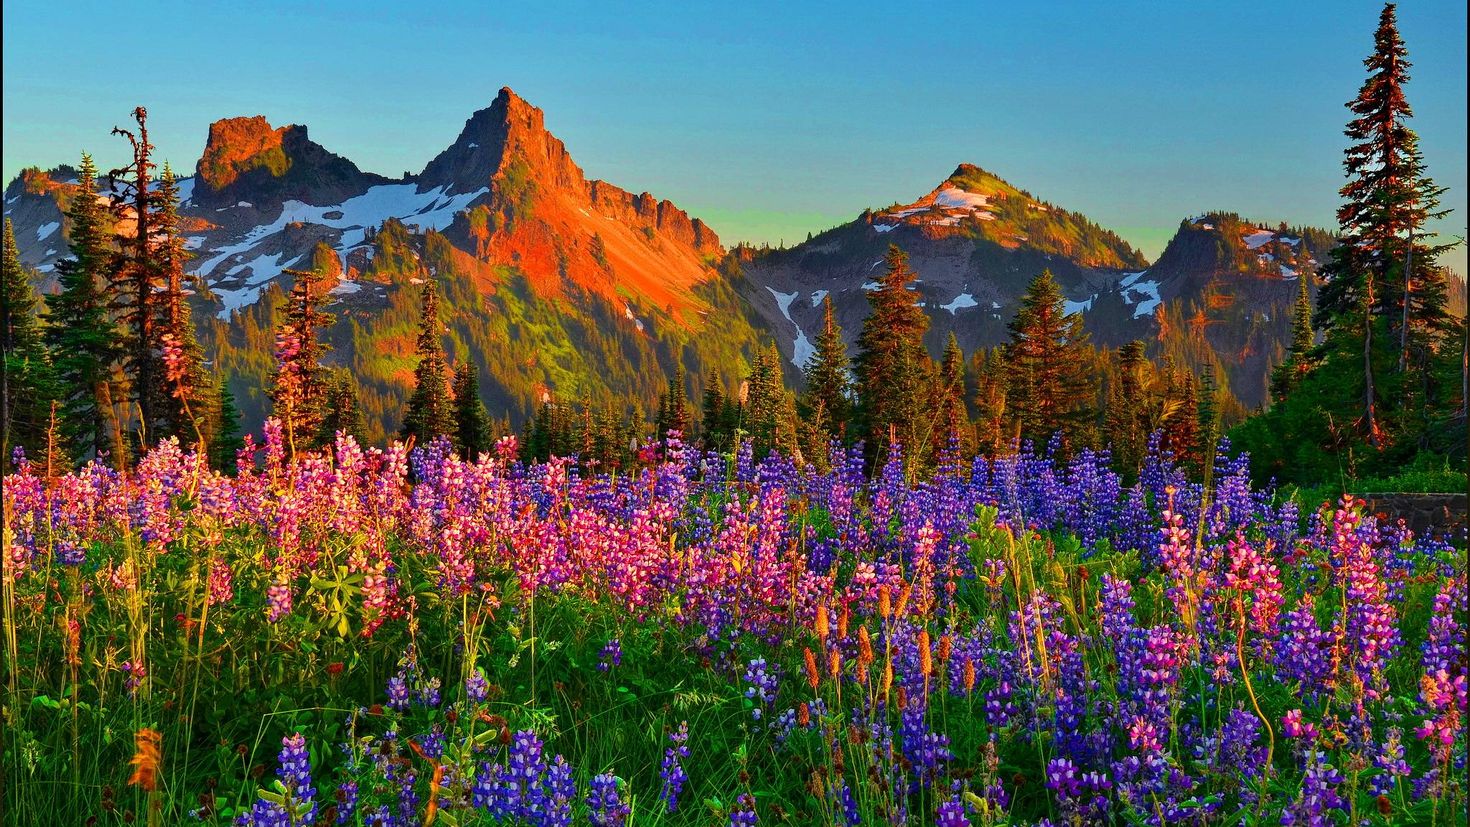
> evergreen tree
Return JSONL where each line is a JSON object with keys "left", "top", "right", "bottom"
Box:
{"left": 1270, "top": 276, "right": 1318, "bottom": 400}
{"left": 1159, "top": 359, "right": 1200, "bottom": 467}
{"left": 319, "top": 368, "right": 370, "bottom": 447}
{"left": 1003, "top": 270, "right": 1098, "bottom": 449}
{"left": 2, "top": 218, "right": 57, "bottom": 467}
{"left": 109, "top": 107, "right": 168, "bottom": 445}
{"left": 1314, "top": 3, "right": 1454, "bottom": 446}
{"left": 270, "top": 267, "right": 332, "bottom": 458}
{"left": 44, "top": 155, "right": 124, "bottom": 465}
{"left": 400, "top": 279, "right": 455, "bottom": 446}
{"left": 743, "top": 344, "right": 789, "bottom": 457}
{"left": 801, "top": 295, "right": 852, "bottom": 439}
{"left": 700, "top": 375, "right": 729, "bottom": 450}
{"left": 933, "top": 332, "right": 973, "bottom": 459}
{"left": 452, "top": 362, "right": 492, "bottom": 459}
{"left": 152, "top": 163, "right": 211, "bottom": 448}
{"left": 972, "top": 348, "right": 1010, "bottom": 456}
{"left": 854, "top": 244, "right": 932, "bottom": 463}
{"left": 1105, "top": 341, "right": 1153, "bottom": 476}
{"left": 1196, "top": 362, "right": 1221, "bottom": 462}
{"left": 207, "top": 378, "right": 245, "bottom": 472}
{"left": 655, "top": 367, "right": 691, "bottom": 438}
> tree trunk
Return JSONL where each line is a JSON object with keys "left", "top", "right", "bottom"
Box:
{"left": 1399, "top": 229, "right": 1413, "bottom": 372}
{"left": 1363, "top": 273, "right": 1380, "bottom": 448}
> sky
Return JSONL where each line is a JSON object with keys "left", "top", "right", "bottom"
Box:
{"left": 3, "top": 1, "right": 1467, "bottom": 274}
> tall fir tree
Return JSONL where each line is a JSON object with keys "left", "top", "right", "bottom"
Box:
{"left": 854, "top": 244, "right": 932, "bottom": 463}
{"left": 44, "top": 155, "right": 125, "bottom": 465}
{"left": 452, "top": 362, "right": 492, "bottom": 459}
{"left": 971, "top": 348, "right": 1010, "bottom": 456}
{"left": 108, "top": 106, "right": 168, "bottom": 446}
{"left": 1105, "top": 341, "right": 1154, "bottom": 476}
{"left": 801, "top": 295, "right": 852, "bottom": 440}
{"left": 1314, "top": 3, "right": 1454, "bottom": 446}
{"left": 2, "top": 218, "right": 57, "bottom": 468}
{"left": 933, "top": 332, "right": 973, "bottom": 460}
{"left": 207, "top": 378, "right": 245, "bottom": 472}
{"left": 400, "top": 278, "right": 455, "bottom": 446}
{"left": 1270, "top": 276, "right": 1318, "bottom": 401}
{"left": 700, "top": 375, "right": 730, "bottom": 450}
{"left": 152, "top": 163, "right": 212, "bottom": 448}
{"left": 655, "top": 367, "right": 691, "bottom": 438}
{"left": 319, "top": 368, "right": 370, "bottom": 447}
{"left": 269, "top": 267, "right": 332, "bottom": 458}
{"left": 1196, "top": 362, "right": 1221, "bottom": 463}
{"left": 743, "top": 344, "right": 789, "bottom": 457}
{"left": 1002, "top": 270, "right": 1098, "bottom": 450}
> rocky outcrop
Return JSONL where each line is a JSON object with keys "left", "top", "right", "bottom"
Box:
{"left": 192, "top": 116, "right": 388, "bottom": 209}
{"left": 1362, "top": 493, "right": 1468, "bottom": 538}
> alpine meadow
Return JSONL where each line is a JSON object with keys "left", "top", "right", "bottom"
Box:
{"left": 1, "top": 3, "right": 1467, "bottom": 826}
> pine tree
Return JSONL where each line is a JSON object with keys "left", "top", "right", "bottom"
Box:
{"left": 208, "top": 378, "right": 245, "bottom": 472}
{"left": 933, "top": 332, "right": 973, "bottom": 459}
{"left": 854, "top": 244, "right": 932, "bottom": 463}
{"left": 972, "top": 348, "right": 1010, "bottom": 456}
{"left": 1196, "top": 362, "right": 1221, "bottom": 463}
{"left": 319, "top": 368, "right": 370, "bottom": 447}
{"left": 109, "top": 106, "right": 168, "bottom": 446}
{"left": 801, "top": 295, "right": 852, "bottom": 440}
{"left": 270, "top": 267, "right": 332, "bottom": 458}
{"left": 1270, "top": 276, "right": 1318, "bottom": 400}
{"left": 1105, "top": 341, "right": 1153, "bottom": 475}
{"left": 400, "top": 279, "right": 455, "bottom": 446}
{"left": 700, "top": 375, "right": 729, "bottom": 450}
{"left": 1159, "top": 358, "right": 1199, "bottom": 466}
{"left": 1003, "top": 270, "right": 1098, "bottom": 450}
{"left": 45, "top": 155, "right": 125, "bottom": 465}
{"left": 452, "top": 362, "right": 492, "bottom": 459}
{"left": 655, "top": 367, "right": 691, "bottom": 438}
{"left": 743, "top": 344, "right": 788, "bottom": 457}
{"left": 2, "top": 218, "right": 57, "bottom": 468}
{"left": 1314, "top": 3, "right": 1454, "bottom": 446}
{"left": 152, "top": 163, "right": 211, "bottom": 448}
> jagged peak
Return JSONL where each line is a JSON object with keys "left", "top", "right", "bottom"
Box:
{"left": 192, "top": 114, "right": 383, "bottom": 209}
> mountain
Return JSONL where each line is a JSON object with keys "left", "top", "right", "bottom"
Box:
{"left": 3, "top": 89, "right": 767, "bottom": 439}
{"left": 735, "top": 166, "right": 1334, "bottom": 407}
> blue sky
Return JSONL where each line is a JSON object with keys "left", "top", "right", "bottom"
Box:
{"left": 3, "top": 1, "right": 1466, "bottom": 273}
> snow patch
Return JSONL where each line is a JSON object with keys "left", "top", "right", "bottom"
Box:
{"left": 933, "top": 186, "right": 991, "bottom": 211}
{"left": 36, "top": 222, "right": 59, "bottom": 241}
{"left": 861, "top": 281, "right": 881, "bottom": 291}
{"left": 329, "top": 280, "right": 362, "bottom": 296}
{"left": 810, "top": 289, "right": 829, "bottom": 307}
{"left": 941, "top": 293, "right": 978, "bottom": 314}
{"left": 1063, "top": 296, "right": 1094, "bottom": 315}
{"left": 1243, "top": 229, "right": 1276, "bottom": 249}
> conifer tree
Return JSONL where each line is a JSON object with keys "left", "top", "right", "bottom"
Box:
{"left": 1159, "top": 359, "right": 1199, "bottom": 466}
{"left": 854, "top": 245, "right": 932, "bottom": 462}
{"left": 933, "top": 332, "right": 973, "bottom": 459}
{"left": 801, "top": 295, "right": 852, "bottom": 440}
{"left": 972, "top": 348, "right": 1010, "bottom": 456}
{"left": 400, "top": 279, "right": 454, "bottom": 446}
{"left": 1003, "top": 270, "right": 1098, "bottom": 449}
{"left": 1314, "top": 3, "right": 1454, "bottom": 445}
{"left": 109, "top": 107, "right": 167, "bottom": 444}
{"left": 452, "top": 362, "right": 492, "bottom": 459}
{"left": 270, "top": 267, "right": 332, "bottom": 458}
{"left": 1196, "top": 362, "right": 1221, "bottom": 463}
{"left": 1105, "top": 341, "right": 1153, "bottom": 475}
{"left": 152, "top": 163, "right": 211, "bottom": 448}
{"left": 655, "top": 367, "right": 691, "bottom": 438}
{"left": 700, "top": 375, "right": 729, "bottom": 449}
{"left": 2, "top": 219, "right": 57, "bottom": 467}
{"left": 319, "top": 368, "right": 370, "bottom": 447}
{"left": 1270, "top": 276, "right": 1318, "bottom": 401}
{"left": 743, "top": 344, "right": 788, "bottom": 457}
{"left": 207, "top": 378, "right": 245, "bottom": 472}
{"left": 45, "top": 155, "right": 124, "bottom": 465}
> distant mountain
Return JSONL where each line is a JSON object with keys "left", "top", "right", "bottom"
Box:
{"left": 3, "top": 89, "right": 767, "bottom": 439}
{"left": 736, "top": 165, "right": 1335, "bottom": 407}
{"left": 4, "top": 99, "right": 1344, "bottom": 433}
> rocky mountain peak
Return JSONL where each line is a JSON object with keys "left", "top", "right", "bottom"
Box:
{"left": 192, "top": 115, "right": 385, "bottom": 209}
{"left": 418, "top": 87, "right": 585, "bottom": 196}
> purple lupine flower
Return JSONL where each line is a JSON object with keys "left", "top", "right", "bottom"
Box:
{"left": 729, "top": 793, "right": 758, "bottom": 827}
{"left": 659, "top": 721, "right": 690, "bottom": 812}
{"left": 465, "top": 668, "right": 489, "bottom": 703}
{"left": 599, "top": 639, "right": 622, "bottom": 672}
{"left": 586, "top": 773, "right": 630, "bottom": 827}
{"left": 1280, "top": 752, "right": 1345, "bottom": 826}
{"left": 743, "top": 658, "right": 778, "bottom": 720}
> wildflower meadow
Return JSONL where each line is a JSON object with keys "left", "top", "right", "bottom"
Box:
{"left": 2, "top": 426, "right": 1465, "bottom": 826}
